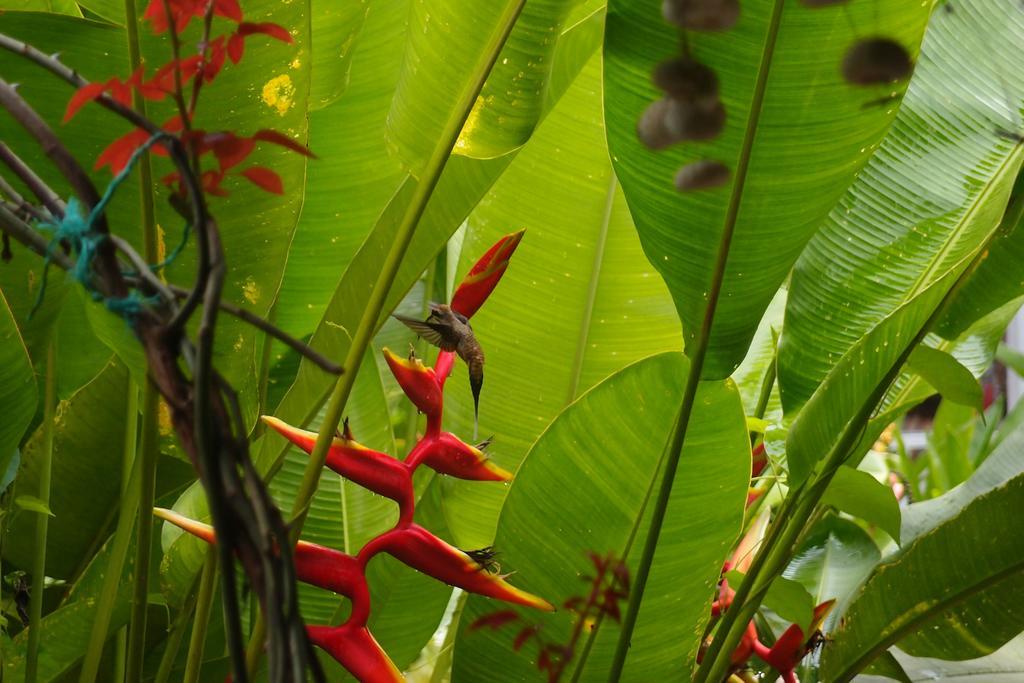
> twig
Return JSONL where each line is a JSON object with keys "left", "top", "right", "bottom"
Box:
{"left": 0, "top": 203, "right": 71, "bottom": 268}
{"left": 0, "top": 143, "right": 58, "bottom": 221}
{"left": 171, "top": 285, "right": 342, "bottom": 374}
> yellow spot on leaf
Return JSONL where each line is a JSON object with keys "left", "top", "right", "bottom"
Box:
{"left": 262, "top": 74, "right": 295, "bottom": 116}
{"left": 241, "top": 276, "right": 260, "bottom": 304}
{"left": 290, "top": 57, "right": 302, "bottom": 70}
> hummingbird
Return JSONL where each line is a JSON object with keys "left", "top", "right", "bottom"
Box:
{"left": 393, "top": 303, "right": 485, "bottom": 437}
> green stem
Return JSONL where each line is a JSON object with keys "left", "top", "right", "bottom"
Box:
{"left": 126, "top": 383, "right": 159, "bottom": 681}
{"left": 25, "top": 342, "right": 56, "bottom": 683}
{"left": 79, "top": 382, "right": 140, "bottom": 683}
{"left": 253, "top": 301, "right": 278, "bottom": 440}
{"left": 124, "top": 0, "right": 161, "bottom": 679}
{"left": 607, "top": 2, "right": 787, "bottom": 678}
{"left": 246, "top": 1, "right": 526, "bottom": 673}
{"left": 153, "top": 582, "right": 200, "bottom": 683}
{"left": 183, "top": 546, "right": 218, "bottom": 683}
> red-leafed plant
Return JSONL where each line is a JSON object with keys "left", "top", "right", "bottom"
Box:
{"left": 158, "top": 232, "right": 556, "bottom": 679}
{"left": 65, "top": 0, "right": 312, "bottom": 195}
{"left": 470, "top": 550, "right": 631, "bottom": 682}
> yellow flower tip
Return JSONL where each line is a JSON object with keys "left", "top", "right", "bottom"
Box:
{"left": 152, "top": 508, "right": 216, "bottom": 544}
{"left": 483, "top": 459, "right": 514, "bottom": 482}
{"left": 382, "top": 346, "right": 429, "bottom": 373}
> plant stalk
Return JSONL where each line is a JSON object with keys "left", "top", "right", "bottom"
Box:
{"left": 154, "top": 582, "right": 200, "bottom": 683}
{"left": 123, "top": 0, "right": 162, "bottom": 678}
{"left": 25, "top": 341, "right": 56, "bottom": 683}
{"left": 183, "top": 546, "right": 218, "bottom": 683}
{"left": 245, "top": 0, "right": 526, "bottom": 673}
{"left": 79, "top": 382, "right": 140, "bottom": 683}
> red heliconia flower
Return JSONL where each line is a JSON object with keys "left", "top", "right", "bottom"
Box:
{"left": 307, "top": 624, "right": 403, "bottom": 683}
{"left": 762, "top": 599, "right": 836, "bottom": 674}
{"left": 382, "top": 348, "right": 444, "bottom": 420}
{"left": 153, "top": 508, "right": 369, "bottom": 614}
{"left": 751, "top": 442, "right": 767, "bottom": 478}
{"left": 363, "top": 525, "right": 554, "bottom": 612}
{"left": 261, "top": 416, "right": 414, "bottom": 518}
{"left": 450, "top": 229, "right": 524, "bottom": 319}
{"left": 409, "top": 431, "right": 512, "bottom": 482}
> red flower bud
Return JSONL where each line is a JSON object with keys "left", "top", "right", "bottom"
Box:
{"left": 413, "top": 432, "right": 512, "bottom": 482}
{"left": 153, "top": 508, "right": 370, "bottom": 622}
{"left": 450, "top": 230, "right": 524, "bottom": 319}
{"left": 751, "top": 442, "right": 767, "bottom": 478}
{"left": 763, "top": 599, "right": 835, "bottom": 672}
{"left": 261, "top": 416, "right": 414, "bottom": 517}
{"left": 307, "top": 624, "right": 403, "bottom": 683}
{"left": 382, "top": 348, "right": 443, "bottom": 419}
{"left": 363, "top": 525, "right": 553, "bottom": 612}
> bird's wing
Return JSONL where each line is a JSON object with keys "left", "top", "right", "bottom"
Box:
{"left": 392, "top": 314, "right": 447, "bottom": 348}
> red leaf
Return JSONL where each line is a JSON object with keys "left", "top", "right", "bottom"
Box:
{"left": 202, "top": 170, "right": 230, "bottom": 197}
{"left": 202, "top": 132, "right": 256, "bottom": 171}
{"left": 238, "top": 22, "right": 293, "bottom": 43}
{"left": 252, "top": 129, "right": 316, "bottom": 158}
{"left": 214, "top": 0, "right": 243, "bottom": 22}
{"left": 95, "top": 128, "right": 150, "bottom": 174}
{"left": 469, "top": 610, "right": 519, "bottom": 632}
{"left": 63, "top": 82, "right": 106, "bottom": 123}
{"left": 239, "top": 166, "right": 283, "bottom": 194}
{"left": 203, "top": 37, "right": 227, "bottom": 83}
{"left": 227, "top": 33, "right": 245, "bottom": 63}
{"left": 513, "top": 625, "right": 539, "bottom": 651}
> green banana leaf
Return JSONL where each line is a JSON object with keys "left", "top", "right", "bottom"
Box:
{"left": 888, "top": 636, "right": 1024, "bottom": 683}
{"left": 386, "top": 0, "right": 582, "bottom": 169}
{"left": 786, "top": 266, "right": 960, "bottom": 485}
{"left": 784, "top": 515, "right": 880, "bottom": 636}
{"left": 0, "top": 0, "right": 79, "bottom": 15}
{"left": 0, "top": 289, "right": 36, "bottom": 479}
{"left": 1, "top": 537, "right": 135, "bottom": 682}
{"left": 937, "top": 189, "right": 1024, "bottom": 339}
{"left": 3, "top": 358, "right": 128, "bottom": 579}
{"left": 433, "top": 55, "right": 683, "bottom": 548}
{"left": 780, "top": 0, "right": 1024, "bottom": 411}
{"left": 604, "top": 0, "right": 930, "bottom": 380}
{"left": 452, "top": 352, "right": 750, "bottom": 680}
{"left": 272, "top": 0, "right": 406, "bottom": 339}
{"left": 821, "top": 424, "right": 1024, "bottom": 680}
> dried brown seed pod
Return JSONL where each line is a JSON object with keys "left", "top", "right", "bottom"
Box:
{"left": 662, "top": 0, "right": 740, "bottom": 31}
{"left": 637, "top": 98, "right": 680, "bottom": 150}
{"left": 664, "top": 97, "right": 726, "bottom": 141}
{"left": 842, "top": 38, "right": 913, "bottom": 85}
{"left": 675, "top": 160, "right": 731, "bottom": 191}
{"left": 653, "top": 57, "right": 719, "bottom": 102}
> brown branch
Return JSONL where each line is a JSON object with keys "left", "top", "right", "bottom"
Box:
{"left": 0, "top": 141, "right": 62, "bottom": 219}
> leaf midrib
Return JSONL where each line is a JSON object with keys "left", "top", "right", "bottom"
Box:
{"left": 565, "top": 173, "right": 616, "bottom": 405}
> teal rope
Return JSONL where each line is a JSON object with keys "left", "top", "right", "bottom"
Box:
{"left": 31, "top": 132, "right": 186, "bottom": 320}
